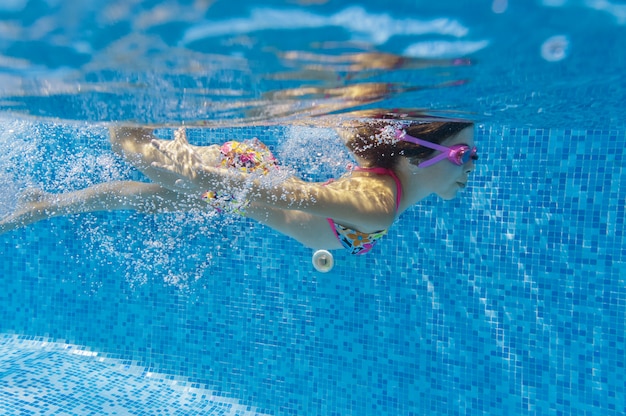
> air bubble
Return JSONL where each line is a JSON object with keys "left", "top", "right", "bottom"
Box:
{"left": 312, "top": 250, "right": 334, "bottom": 273}
{"left": 541, "top": 35, "right": 570, "bottom": 62}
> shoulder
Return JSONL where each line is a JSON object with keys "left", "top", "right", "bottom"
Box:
{"left": 321, "top": 173, "right": 398, "bottom": 231}
{"left": 258, "top": 173, "right": 398, "bottom": 232}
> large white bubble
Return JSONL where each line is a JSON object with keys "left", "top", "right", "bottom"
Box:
{"left": 541, "top": 35, "right": 570, "bottom": 62}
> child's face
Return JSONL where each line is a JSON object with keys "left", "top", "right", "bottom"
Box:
{"left": 423, "top": 127, "right": 477, "bottom": 200}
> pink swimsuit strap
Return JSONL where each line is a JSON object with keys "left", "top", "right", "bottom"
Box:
{"left": 353, "top": 167, "right": 403, "bottom": 212}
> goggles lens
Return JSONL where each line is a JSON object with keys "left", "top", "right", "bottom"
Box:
{"left": 450, "top": 145, "right": 478, "bottom": 166}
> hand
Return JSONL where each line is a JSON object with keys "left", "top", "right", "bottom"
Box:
{"left": 150, "top": 128, "right": 246, "bottom": 193}
{"left": 150, "top": 128, "right": 206, "bottom": 191}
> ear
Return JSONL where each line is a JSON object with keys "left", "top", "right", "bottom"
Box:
{"left": 410, "top": 156, "right": 425, "bottom": 171}
{"left": 396, "top": 157, "right": 422, "bottom": 176}
{"left": 409, "top": 161, "right": 424, "bottom": 175}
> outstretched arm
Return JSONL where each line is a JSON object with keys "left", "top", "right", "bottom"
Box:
{"left": 0, "top": 182, "right": 206, "bottom": 235}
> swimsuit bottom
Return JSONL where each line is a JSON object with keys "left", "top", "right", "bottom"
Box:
{"left": 218, "top": 139, "right": 277, "bottom": 174}
{"left": 202, "top": 139, "right": 278, "bottom": 215}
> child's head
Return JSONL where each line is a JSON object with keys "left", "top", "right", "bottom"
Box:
{"left": 340, "top": 117, "right": 474, "bottom": 169}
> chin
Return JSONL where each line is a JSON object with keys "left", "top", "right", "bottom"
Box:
{"left": 437, "top": 189, "right": 459, "bottom": 201}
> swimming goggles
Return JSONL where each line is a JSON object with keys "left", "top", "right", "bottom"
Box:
{"left": 395, "top": 129, "right": 478, "bottom": 168}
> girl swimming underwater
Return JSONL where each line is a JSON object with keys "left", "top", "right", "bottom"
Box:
{"left": 0, "top": 115, "right": 477, "bottom": 255}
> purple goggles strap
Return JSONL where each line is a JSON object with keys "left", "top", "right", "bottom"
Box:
{"left": 394, "top": 129, "right": 455, "bottom": 168}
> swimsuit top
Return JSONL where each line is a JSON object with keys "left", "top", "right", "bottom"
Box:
{"left": 326, "top": 167, "right": 403, "bottom": 255}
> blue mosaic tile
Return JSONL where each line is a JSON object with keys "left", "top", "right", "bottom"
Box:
{"left": 0, "top": 335, "right": 269, "bottom": 415}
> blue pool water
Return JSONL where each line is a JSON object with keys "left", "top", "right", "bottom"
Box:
{"left": 1, "top": 1, "right": 625, "bottom": 415}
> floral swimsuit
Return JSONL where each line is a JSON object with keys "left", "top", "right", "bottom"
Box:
{"left": 201, "top": 139, "right": 278, "bottom": 215}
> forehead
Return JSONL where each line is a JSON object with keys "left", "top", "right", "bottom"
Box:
{"left": 442, "top": 126, "right": 475, "bottom": 147}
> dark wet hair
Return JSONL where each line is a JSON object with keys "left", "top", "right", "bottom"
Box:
{"left": 343, "top": 120, "right": 474, "bottom": 168}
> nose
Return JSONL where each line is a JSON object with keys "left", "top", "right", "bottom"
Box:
{"left": 464, "top": 159, "right": 475, "bottom": 174}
